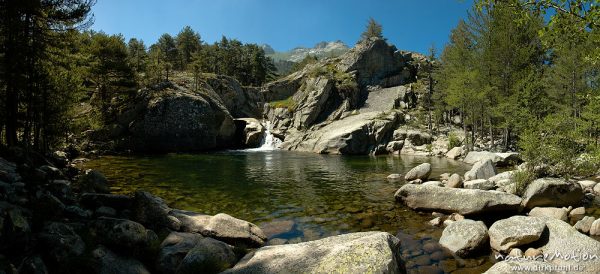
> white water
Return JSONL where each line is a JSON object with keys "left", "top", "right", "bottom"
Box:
{"left": 246, "top": 121, "right": 282, "bottom": 151}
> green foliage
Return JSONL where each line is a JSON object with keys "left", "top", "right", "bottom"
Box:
{"left": 269, "top": 97, "right": 296, "bottom": 111}
{"left": 519, "top": 113, "right": 600, "bottom": 178}
{"left": 188, "top": 36, "right": 276, "bottom": 86}
{"left": 513, "top": 169, "right": 536, "bottom": 196}
{"left": 85, "top": 32, "right": 137, "bottom": 123}
{"left": 447, "top": 132, "right": 461, "bottom": 149}
{"left": 360, "top": 17, "right": 384, "bottom": 42}
{"left": 175, "top": 26, "right": 202, "bottom": 69}
{"left": 290, "top": 55, "right": 318, "bottom": 74}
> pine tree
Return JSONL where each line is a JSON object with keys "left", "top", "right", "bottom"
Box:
{"left": 175, "top": 26, "right": 202, "bottom": 69}
{"left": 157, "top": 33, "right": 178, "bottom": 80}
{"left": 86, "top": 32, "right": 136, "bottom": 123}
{"left": 360, "top": 17, "right": 384, "bottom": 42}
{"left": 127, "top": 38, "right": 148, "bottom": 76}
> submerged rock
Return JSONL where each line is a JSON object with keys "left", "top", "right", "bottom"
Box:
{"left": 404, "top": 163, "right": 432, "bottom": 181}
{"left": 394, "top": 184, "right": 522, "bottom": 215}
{"left": 521, "top": 178, "right": 584, "bottom": 209}
{"left": 223, "top": 231, "right": 404, "bottom": 274}
{"left": 488, "top": 216, "right": 546, "bottom": 253}
{"left": 439, "top": 219, "right": 488, "bottom": 257}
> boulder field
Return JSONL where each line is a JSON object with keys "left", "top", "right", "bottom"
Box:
{"left": 393, "top": 156, "right": 600, "bottom": 273}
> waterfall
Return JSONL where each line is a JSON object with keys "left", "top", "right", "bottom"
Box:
{"left": 248, "top": 121, "right": 282, "bottom": 151}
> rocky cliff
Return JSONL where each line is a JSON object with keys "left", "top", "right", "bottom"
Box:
{"left": 262, "top": 38, "right": 428, "bottom": 155}
{"left": 83, "top": 74, "right": 265, "bottom": 153}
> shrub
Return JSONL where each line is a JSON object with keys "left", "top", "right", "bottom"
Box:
{"left": 447, "top": 132, "right": 461, "bottom": 149}
{"left": 513, "top": 168, "right": 536, "bottom": 196}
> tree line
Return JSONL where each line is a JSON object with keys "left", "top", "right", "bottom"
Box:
{"left": 432, "top": 0, "right": 600, "bottom": 177}
{"left": 0, "top": 0, "right": 275, "bottom": 152}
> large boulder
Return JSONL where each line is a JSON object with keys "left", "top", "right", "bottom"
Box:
{"left": 463, "top": 179, "right": 495, "bottom": 190}
{"left": 336, "top": 38, "right": 414, "bottom": 87}
{"left": 177, "top": 237, "right": 238, "bottom": 274}
{"left": 439, "top": 219, "right": 488, "bottom": 257}
{"left": 203, "top": 74, "right": 263, "bottom": 118}
{"left": 488, "top": 216, "right": 546, "bottom": 253}
{"left": 128, "top": 82, "right": 236, "bottom": 152}
{"left": 538, "top": 218, "right": 600, "bottom": 272}
{"left": 394, "top": 184, "right": 522, "bottom": 215}
{"left": 445, "top": 147, "right": 464, "bottom": 160}
{"left": 233, "top": 118, "right": 265, "bottom": 148}
{"left": 91, "top": 217, "right": 149, "bottom": 249}
{"left": 156, "top": 232, "right": 204, "bottom": 274}
{"left": 404, "top": 163, "right": 432, "bottom": 181}
{"left": 77, "top": 169, "right": 110, "bottom": 194}
{"left": 171, "top": 211, "right": 266, "bottom": 248}
{"left": 528, "top": 207, "right": 568, "bottom": 221}
{"left": 464, "top": 159, "right": 496, "bottom": 181}
{"left": 223, "top": 232, "right": 404, "bottom": 274}
{"left": 282, "top": 111, "right": 402, "bottom": 155}
{"left": 463, "top": 151, "right": 500, "bottom": 165}
{"left": 133, "top": 191, "right": 181, "bottom": 231}
{"left": 521, "top": 178, "right": 584, "bottom": 209}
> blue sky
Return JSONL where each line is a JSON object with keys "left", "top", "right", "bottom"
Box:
{"left": 91, "top": 0, "right": 474, "bottom": 54}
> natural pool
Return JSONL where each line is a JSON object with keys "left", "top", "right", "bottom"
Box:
{"left": 84, "top": 150, "right": 497, "bottom": 273}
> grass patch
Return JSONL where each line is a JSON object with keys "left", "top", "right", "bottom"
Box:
{"left": 269, "top": 97, "right": 296, "bottom": 111}
{"left": 513, "top": 169, "right": 536, "bottom": 196}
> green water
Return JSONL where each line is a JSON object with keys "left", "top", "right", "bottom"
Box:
{"left": 84, "top": 151, "right": 496, "bottom": 273}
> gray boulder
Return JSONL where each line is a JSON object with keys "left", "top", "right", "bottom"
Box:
{"left": 574, "top": 216, "right": 596, "bottom": 234}
{"left": 528, "top": 207, "right": 568, "bottom": 221}
{"left": 394, "top": 184, "right": 522, "bottom": 215}
{"left": 488, "top": 216, "right": 546, "bottom": 253}
{"left": 223, "top": 231, "right": 404, "bottom": 274}
{"left": 521, "top": 178, "right": 584, "bottom": 209}
{"left": 234, "top": 118, "right": 265, "bottom": 148}
{"left": 539, "top": 218, "right": 600, "bottom": 272}
{"left": 463, "top": 179, "right": 495, "bottom": 190}
{"left": 78, "top": 169, "right": 110, "bottom": 194}
{"left": 91, "top": 217, "right": 149, "bottom": 249}
{"left": 404, "top": 163, "right": 432, "bottom": 181}
{"left": 282, "top": 111, "right": 402, "bottom": 155}
{"left": 133, "top": 191, "right": 181, "bottom": 231}
{"left": 439, "top": 219, "right": 488, "bottom": 257}
{"left": 447, "top": 174, "right": 462, "bottom": 188}
{"left": 156, "top": 232, "right": 204, "bottom": 273}
{"left": 92, "top": 245, "right": 150, "bottom": 274}
{"left": 171, "top": 211, "right": 266, "bottom": 248}
{"left": 445, "top": 146, "right": 464, "bottom": 160}
{"left": 177, "top": 237, "right": 238, "bottom": 274}
{"left": 464, "top": 159, "right": 496, "bottom": 181}
{"left": 463, "top": 151, "right": 500, "bottom": 165}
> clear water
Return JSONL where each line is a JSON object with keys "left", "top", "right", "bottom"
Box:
{"left": 83, "top": 151, "right": 498, "bottom": 273}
